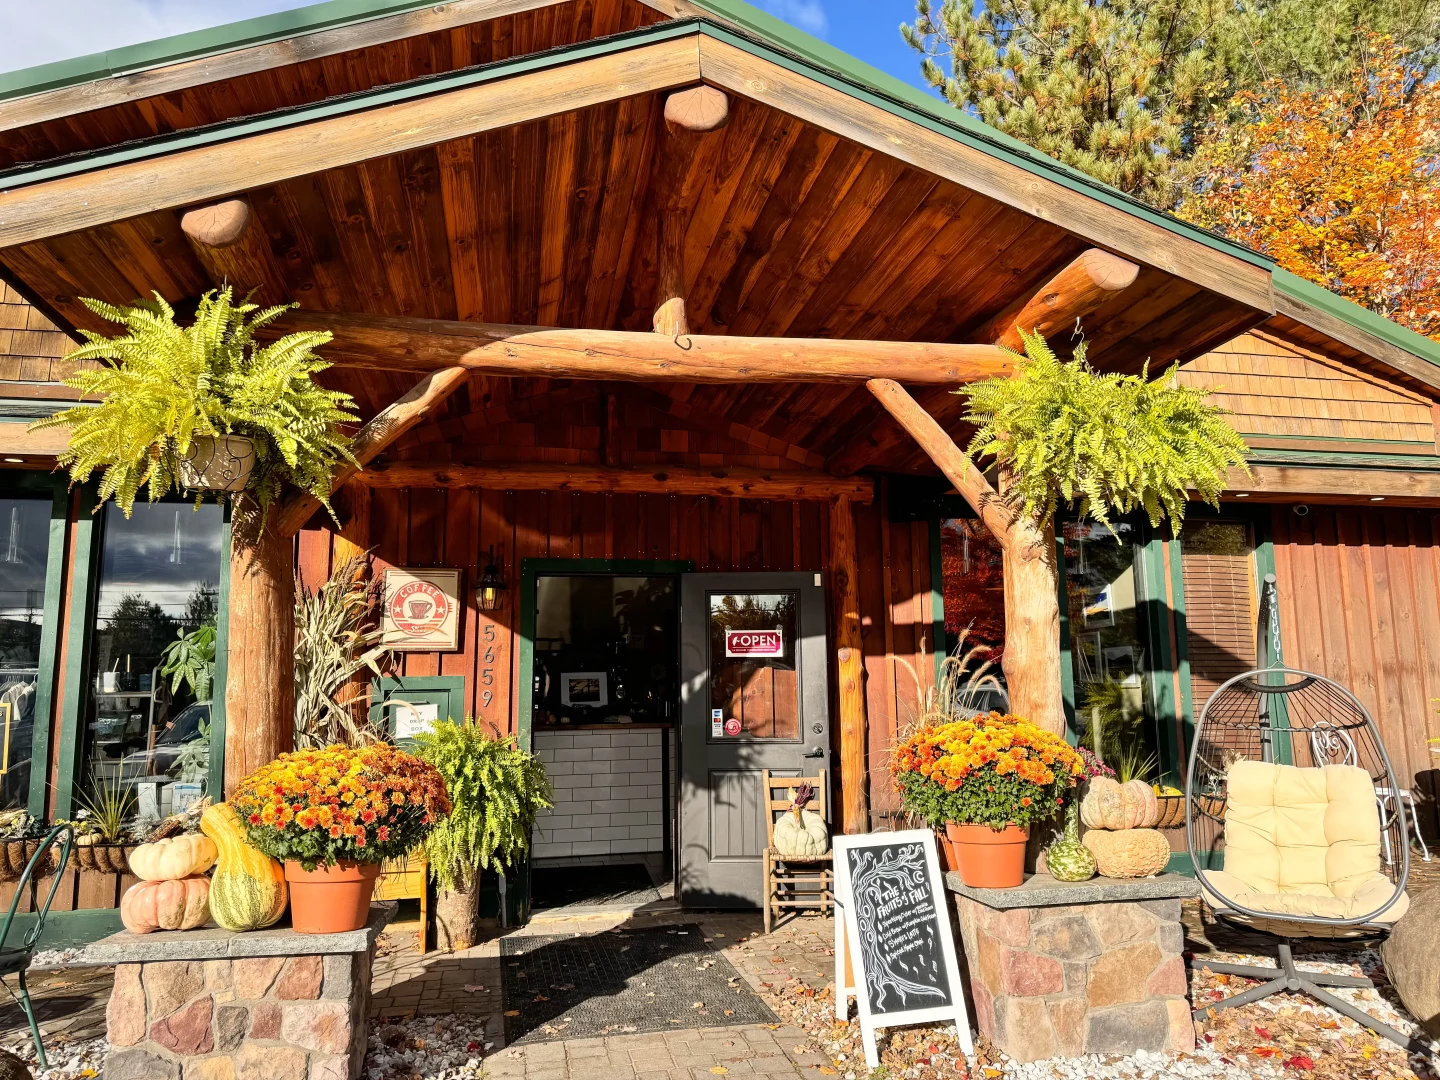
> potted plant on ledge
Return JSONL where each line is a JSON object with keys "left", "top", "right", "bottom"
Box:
{"left": 228, "top": 743, "right": 451, "bottom": 933}
{"left": 894, "top": 712, "right": 1084, "bottom": 888}
{"left": 31, "top": 287, "right": 357, "bottom": 534}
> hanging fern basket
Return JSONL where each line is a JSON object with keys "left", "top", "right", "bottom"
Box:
{"left": 178, "top": 434, "right": 256, "bottom": 494}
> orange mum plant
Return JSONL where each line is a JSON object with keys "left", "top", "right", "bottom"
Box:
{"left": 231, "top": 744, "right": 451, "bottom": 871}
{"left": 893, "top": 713, "right": 1085, "bottom": 830}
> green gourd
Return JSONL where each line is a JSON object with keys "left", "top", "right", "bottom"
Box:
{"left": 200, "top": 802, "right": 288, "bottom": 931}
{"left": 1045, "top": 801, "right": 1097, "bottom": 882}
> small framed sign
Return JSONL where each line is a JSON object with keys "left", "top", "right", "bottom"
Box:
{"left": 832, "top": 829, "right": 973, "bottom": 1069}
{"left": 382, "top": 568, "right": 462, "bottom": 651}
{"left": 560, "top": 672, "right": 608, "bottom": 709}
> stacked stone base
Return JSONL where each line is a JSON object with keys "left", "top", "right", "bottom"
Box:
{"left": 105, "top": 951, "right": 372, "bottom": 1080}
{"left": 951, "top": 878, "right": 1197, "bottom": 1062}
{"left": 88, "top": 904, "right": 393, "bottom": 1080}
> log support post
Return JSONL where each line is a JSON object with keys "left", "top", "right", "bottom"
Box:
{"left": 654, "top": 86, "right": 729, "bottom": 336}
{"left": 224, "top": 514, "right": 295, "bottom": 795}
{"left": 829, "top": 495, "right": 869, "bottom": 833}
{"left": 866, "top": 379, "right": 1065, "bottom": 735}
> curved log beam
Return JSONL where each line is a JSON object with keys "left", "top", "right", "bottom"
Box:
{"left": 825, "top": 248, "right": 1140, "bottom": 476}
{"left": 279, "top": 311, "right": 1012, "bottom": 384}
{"left": 352, "top": 460, "right": 875, "bottom": 503}
{"left": 273, "top": 365, "right": 471, "bottom": 536}
{"left": 180, "top": 197, "right": 253, "bottom": 248}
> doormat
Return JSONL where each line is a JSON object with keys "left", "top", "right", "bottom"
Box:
{"left": 530, "top": 864, "right": 659, "bottom": 909}
{"left": 500, "top": 924, "right": 777, "bottom": 1043}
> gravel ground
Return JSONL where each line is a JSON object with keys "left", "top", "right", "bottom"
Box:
{"left": 0, "top": 1034, "right": 104, "bottom": 1080}
{"left": 362, "top": 1013, "right": 495, "bottom": 1079}
{"left": 26, "top": 949, "right": 89, "bottom": 970}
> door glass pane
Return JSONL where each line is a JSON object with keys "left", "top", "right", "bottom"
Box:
{"left": 84, "top": 502, "right": 223, "bottom": 804}
{"left": 708, "top": 592, "right": 798, "bottom": 739}
{"left": 0, "top": 498, "right": 52, "bottom": 810}
{"left": 939, "top": 517, "right": 1008, "bottom": 706}
{"left": 1063, "top": 520, "right": 1158, "bottom": 780}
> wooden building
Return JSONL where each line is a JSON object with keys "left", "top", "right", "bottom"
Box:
{"left": 0, "top": 0, "right": 1437, "bottom": 934}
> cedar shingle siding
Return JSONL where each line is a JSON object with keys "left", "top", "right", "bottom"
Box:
{"left": 0, "top": 284, "right": 82, "bottom": 383}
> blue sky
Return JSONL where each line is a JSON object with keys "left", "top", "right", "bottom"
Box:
{"left": 1, "top": 0, "right": 935, "bottom": 89}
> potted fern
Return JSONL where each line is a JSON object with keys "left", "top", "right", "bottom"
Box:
{"left": 31, "top": 288, "right": 358, "bottom": 528}
{"left": 411, "top": 719, "right": 552, "bottom": 950}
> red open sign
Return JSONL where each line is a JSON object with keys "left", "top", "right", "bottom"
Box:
{"left": 725, "top": 628, "right": 783, "bottom": 658}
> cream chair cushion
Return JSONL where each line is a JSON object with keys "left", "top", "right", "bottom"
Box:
{"left": 1203, "top": 760, "right": 1408, "bottom": 925}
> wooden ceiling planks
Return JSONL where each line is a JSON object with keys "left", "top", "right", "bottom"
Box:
{"left": 0, "top": 0, "right": 665, "bottom": 170}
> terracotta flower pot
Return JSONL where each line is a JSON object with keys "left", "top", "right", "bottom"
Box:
{"left": 284, "top": 860, "right": 381, "bottom": 934}
{"left": 945, "top": 822, "right": 1030, "bottom": 889}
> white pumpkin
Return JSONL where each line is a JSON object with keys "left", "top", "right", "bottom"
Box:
{"left": 773, "top": 809, "right": 829, "bottom": 857}
{"left": 128, "top": 834, "right": 218, "bottom": 882}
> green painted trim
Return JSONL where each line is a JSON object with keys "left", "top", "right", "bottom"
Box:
{"left": 0, "top": 22, "right": 698, "bottom": 191}
{"left": 1056, "top": 535, "right": 1077, "bottom": 742}
{"left": 1166, "top": 850, "right": 1221, "bottom": 877}
{"left": 1276, "top": 267, "right": 1440, "bottom": 374}
{"left": 517, "top": 558, "right": 694, "bottom": 751}
{"left": 1168, "top": 535, "right": 1196, "bottom": 774}
{"left": 1247, "top": 448, "right": 1440, "bottom": 470}
{"left": 0, "top": 0, "right": 448, "bottom": 101}
{"left": 2, "top": 907, "right": 122, "bottom": 950}
{"left": 52, "top": 487, "right": 100, "bottom": 820}
{"left": 1139, "top": 528, "right": 1181, "bottom": 789}
{"left": 928, "top": 518, "right": 945, "bottom": 686}
{"left": 25, "top": 477, "right": 69, "bottom": 819}
{"left": 0, "top": 400, "right": 91, "bottom": 421}
{"left": 208, "top": 508, "right": 232, "bottom": 798}
{"left": 1244, "top": 434, "right": 1435, "bottom": 450}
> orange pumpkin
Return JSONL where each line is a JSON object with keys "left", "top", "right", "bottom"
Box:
{"left": 120, "top": 876, "right": 211, "bottom": 934}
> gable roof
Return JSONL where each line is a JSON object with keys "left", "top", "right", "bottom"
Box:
{"left": 0, "top": 0, "right": 1435, "bottom": 390}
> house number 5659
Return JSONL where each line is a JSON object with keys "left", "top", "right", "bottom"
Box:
{"left": 479, "top": 621, "right": 499, "bottom": 711}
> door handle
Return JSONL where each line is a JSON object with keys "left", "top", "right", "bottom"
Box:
{"left": 803, "top": 747, "right": 825, "bottom": 758}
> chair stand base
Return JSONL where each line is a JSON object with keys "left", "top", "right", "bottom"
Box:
{"left": 1194, "top": 941, "right": 1428, "bottom": 1054}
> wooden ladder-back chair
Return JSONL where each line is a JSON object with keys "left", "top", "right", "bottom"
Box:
{"left": 761, "top": 771, "right": 833, "bottom": 934}
{"left": 1186, "top": 665, "right": 1422, "bottom": 1051}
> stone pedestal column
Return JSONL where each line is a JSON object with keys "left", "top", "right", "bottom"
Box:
{"left": 89, "top": 903, "right": 395, "bottom": 1080}
{"left": 947, "top": 873, "right": 1199, "bottom": 1063}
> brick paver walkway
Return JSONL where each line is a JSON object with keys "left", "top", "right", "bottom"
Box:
{"left": 370, "top": 907, "right": 839, "bottom": 1078}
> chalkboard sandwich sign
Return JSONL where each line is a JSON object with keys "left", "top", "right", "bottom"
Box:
{"left": 832, "top": 829, "right": 973, "bottom": 1068}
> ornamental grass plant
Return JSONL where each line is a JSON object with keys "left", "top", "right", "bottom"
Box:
{"left": 230, "top": 744, "right": 450, "bottom": 871}
{"left": 893, "top": 713, "right": 1086, "bottom": 831}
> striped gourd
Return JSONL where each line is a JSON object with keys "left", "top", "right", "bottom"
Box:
{"left": 200, "top": 802, "right": 288, "bottom": 931}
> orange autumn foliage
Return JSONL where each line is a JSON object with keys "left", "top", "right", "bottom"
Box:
{"left": 1182, "top": 37, "right": 1440, "bottom": 338}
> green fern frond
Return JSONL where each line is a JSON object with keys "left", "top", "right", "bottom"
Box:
{"left": 411, "top": 720, "right": 553, "bottom": 890}
{"left": 31, "top": 288, "right": 358, "bottom": 522}
{"left": 958, "top": 330, "right": 1250, "bottom": 531}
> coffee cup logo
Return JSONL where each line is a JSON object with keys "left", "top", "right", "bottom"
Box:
{"left": 391, "top": 580, "right": 449, "bottom": 638}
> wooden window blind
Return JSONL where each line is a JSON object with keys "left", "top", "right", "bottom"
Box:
{"left": 1181, "top": 521, "right": 1257, "bottom": 717}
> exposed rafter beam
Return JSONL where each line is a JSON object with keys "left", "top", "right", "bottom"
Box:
{"left": 273, "top": 365, "right": 471, "bottom": 536}
{"left": 654, "top": 85, "right": 730, "bottom": 336}
{"left": 352, "top": 461, "right": 875, "bottom": 503}
{"left": 279, "top": 310, "right": 1014, "bottom": 385}
{"left": 825, "top": 248, "right": 1139, "bottom": 476}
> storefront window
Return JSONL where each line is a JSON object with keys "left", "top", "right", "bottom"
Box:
{"left": 0, "top": 497, "right": 53, "bottom": 810}
{"left": 1063, "top": 520, "right": 1159, "bottom": 780}
{"left": 84, "top": 502, "right": 223, "bottom": 810}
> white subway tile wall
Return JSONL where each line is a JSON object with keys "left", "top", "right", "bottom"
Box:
{"left": 531, "top": 729, "right": 674, "bottom": 860}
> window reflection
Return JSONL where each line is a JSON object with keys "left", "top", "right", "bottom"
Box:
{"left": 0, "top": 498, "right": 51, "bottom": 811}
{"left": 85, "top": 503, "right": 222, "bottom": 810}
{"left": 1063, "top": 520, "right": 1158, "bottom": 781}
{"left": 708, "top": 592, "right": 798, "bottom": 740}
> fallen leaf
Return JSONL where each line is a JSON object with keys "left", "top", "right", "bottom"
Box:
{"left": 816, "top": 1069, "right": 838, "bottom": 1076}
{"left": 504, "top": 1010, "right": 520, "bottom": 1017}
{"left": 463, "top": 984, "right": 488, "bottom": 993}
{"left": 710, "top": 1069, "right": 728, "bottom": 1075}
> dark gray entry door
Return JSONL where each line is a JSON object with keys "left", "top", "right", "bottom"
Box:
{"left": 678, "top": 572, "right": 831, "bottom": 907}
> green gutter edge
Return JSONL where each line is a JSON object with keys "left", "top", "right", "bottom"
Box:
{"left": 1275, "top": 269, "right": 1440, "bottom": 373}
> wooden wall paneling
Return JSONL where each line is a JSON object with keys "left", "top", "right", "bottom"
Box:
{"left": 76, "top": 867, "right": 119, "bottom": 910}
{"left": 404, "top": 489, "right": 447, "bottom": 678}
{"left": 479, "top": 128, "right": 518, "bottom": 323}
{"left": 586, "top": 95, "right": 661, "bottom": 330}
{"left": 852, "top": 497, "right": 889, "bottom": 823}
{"left": 510, "top": 119, "right": 548, "bottom": 327}
{"left": 608, "top": 493, "right": 637, "bottom": 559}
{"left": 440, "top": 488, "right": 480, "bottom": 718}
{"left": 1361, "top": 513, "right": 1411, "bottom": 785}
{"left": 556, "top": 104, "right": 613, "bottom": 329}
{"left": 295, "top": 526, "right": 333, "bottom": 596}
{"left": 436, "top": 137, "right": 486, "bottom": 322}
{"left": 401, "top": 147, "right": 459, "bottom": 321}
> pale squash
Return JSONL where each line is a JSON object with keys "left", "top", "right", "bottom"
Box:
{"left": 128, "top": 834, "right": 218, "bottom": 882}
{"left": 1080, "top": 776, "right": 1161, "bottom": 830}
{"left": 1081, "top": 828, "right": 1171, "bottom": 879}
{"left": 200, "top": 802, "right": 287, "bottom": 931}
{"left": 774, "top": 809, "right": 829, "bottom": 857}
{"left": 121, "top": 876, "right": 211, "bottom": 933}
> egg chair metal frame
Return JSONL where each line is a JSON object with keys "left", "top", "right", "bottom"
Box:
{"left": 1183, "top": 579, "right": 1422, "bottom": 1052}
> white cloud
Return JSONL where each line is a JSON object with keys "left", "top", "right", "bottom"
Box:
{"left": 749, "top": 0, "right": 828, "bottom": 37}
{"left": 0, "top": 0, "right": 302, "bottom": 77}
